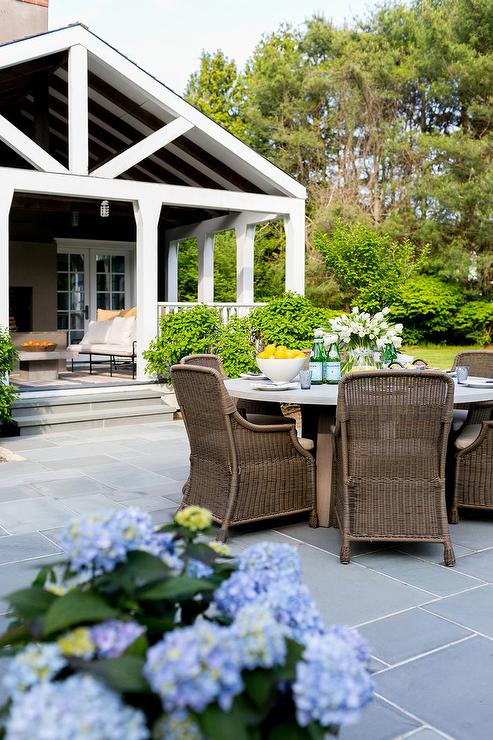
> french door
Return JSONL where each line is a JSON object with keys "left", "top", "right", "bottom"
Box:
{"left": 57, "top": 243, "right": 134, "bottom": 345}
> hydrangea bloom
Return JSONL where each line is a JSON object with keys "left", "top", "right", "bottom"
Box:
{"left": 159, "top": 711, "right": 204, "bottom": 740}
{"left": 5, "top": 674, "right": 149, "bottom": 740}
{"left": 326, "top": 624, "right": 371, "bottom": 666}
{"left": 175, "top": 506, "right": 212, "bottom": 531}
{"left": 144, "top": 620, "right": 243, "bottom": 713}
{"left": 293, "top": 631, "right": 373, "bottom": 728}
{"left": 208, "top": 541, "right": 230, "bottom": 556}
{"left": 57, "top": 627, "right": 95, "bottom": 659}
{"left": 238, "top": 542, "right": 302, "bottom": 585}
{"left": 3, "top": 643, "right": 66, "bottom": 699}
{"left": 186, "top": 558, "right": 213, "bottom": 580}
{"left": 259, "top": 581, "right": 325, "bottom": 644}
{"left": 213, "top": 570, "right": 271, "bottom": 619}
{"left": 60, "top": 508, "right": 183, "bottom": 577}
{"left": 231, "top": 605, "right": 287, "bottom": 670}
{"left": 90, "top": 620, "right": 145, "bottom": 659}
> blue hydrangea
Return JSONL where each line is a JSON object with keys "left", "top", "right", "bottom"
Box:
{"left": 3, "top": 643, "right": 67, "bottom": 699}
{"left": 159, "top": 711, "right": 204, "bottom": 740}
{"left": 5, "top": 674, "right": 149, "bottom": 740}
{"left": 325, "top": 624, "right": 371, "bottom": 666}
{"left": 213, "top": 570, "right": 271, "bottom": 619}
{"left": 90, "top": 620, "right": 145, "bottom": 659}
{"left": 60, "top": 508, "right": 183, "bottom": 577}
{"left": 259, "top": 581, "right": 326, "bottom": 644}
{"left": 231, "top": 604, "right": 287, "bottom": 670}
{"left": 238, "top": 542, "right": 302, "bottom": 585}
{"left": 144, "top": 620, "right": 243, "bottom": 713}
{"left": 186, "top": 559, "right": 214, "bottom": 580}
{"left": 293, "top": 631, "right": 374, "bottom": 728}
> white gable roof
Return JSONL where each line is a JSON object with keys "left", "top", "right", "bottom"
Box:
{"left": 0, "top": 24, "right": 306, "bottom": 199}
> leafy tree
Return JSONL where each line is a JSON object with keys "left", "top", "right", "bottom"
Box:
{"left": 390, "top": 275, "right": 464, "bottom": 343}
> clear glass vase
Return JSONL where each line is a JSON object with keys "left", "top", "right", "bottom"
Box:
{"left": 342, "top": 344, "right": 378, "bottom": 374}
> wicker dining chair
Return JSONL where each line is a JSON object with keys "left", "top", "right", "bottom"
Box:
{"left": 451, "top": 421, "right": 493, "bottom": 522}
{"left": 334, "top": 370, "right": 456, "bottom": 566}
{"left": 171, "top": 364, "right": 316, "bottom": 540}
{"left": 452, "top": 350, "right": 493, "bottom": 428}
{"left": 180, "top": 353, "right": 284, "bottom": 420}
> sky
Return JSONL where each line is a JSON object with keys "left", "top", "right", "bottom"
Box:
{"left": 49, "top": 0, "right": 377, "bottom": 94}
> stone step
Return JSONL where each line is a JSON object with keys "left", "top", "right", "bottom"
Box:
{"left": 14, "top": 404, "right": 176, "bottom": 435}
{"left": 13, "top": 389, "right": 168, "bottom": 418}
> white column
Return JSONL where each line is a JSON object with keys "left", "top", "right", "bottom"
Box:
{"left": 68, "top": 45, "right": 89, "bottom": 175}
{"left": 198, "top": 233, "right": 214, "bottom": 302}
{"left": 283, "top": 200, "right": 306, "bottom": 294}
{"left": 235, "top": 223, "right": 255, "bottom": 303}
{"left": 133, "top": 198, "right": 162, "bottom": 380}
{"left": 166, "top": 241, "right": 179, "bottom": 302}
{"left": 0, "top": 186, "right": 14, "bottom": 332}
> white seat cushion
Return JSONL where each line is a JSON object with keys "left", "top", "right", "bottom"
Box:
{"left": 78, "top": 343, "right": 134, "bottom": 356}
{"left": 81, "top": 319, "right": 113, "bottom": 344}
{"left": 455, "top": 424, "right": 481, "bottom": 450}
{"left": 298, "top": 437, "right": 315, "bottom": 451}
{"left": 453, "top": 408, "right": 469, "bottom": 432}
{"left": 106, "top": 316, "right": 135, "bottom": 345}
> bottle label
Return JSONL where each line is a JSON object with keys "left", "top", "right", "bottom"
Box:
{"left": 324, "top": 362, "right": 341, "bottom": 383}
{"left": 309, "top": 361, "right": 323, "bottom": 382}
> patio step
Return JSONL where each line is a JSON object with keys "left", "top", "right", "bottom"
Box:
{"left": 11, "top": 388, "right": 178, "bottom": 435}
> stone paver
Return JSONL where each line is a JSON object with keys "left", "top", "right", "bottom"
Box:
{"left": 1, "top": 418, "right": 493, "bottom": 739}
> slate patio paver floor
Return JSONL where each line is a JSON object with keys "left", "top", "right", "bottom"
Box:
{"left": 1, "top": 419, "right": 493, "bottom": 739}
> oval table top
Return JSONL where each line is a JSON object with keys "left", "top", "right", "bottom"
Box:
{"left": 225, "top": 376, "right": 493, "bottom": 406}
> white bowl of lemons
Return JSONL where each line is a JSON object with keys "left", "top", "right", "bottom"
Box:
{"left": 256, "top": 344, "right": 307, "bottom": 383}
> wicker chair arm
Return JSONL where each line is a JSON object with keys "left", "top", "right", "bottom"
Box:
{"left": 231, "top": 411, "right": 313, "bottom": 461}
{"left": 456, "top": 420, "right": 493, "bottom": 458}
{"left": 466, "top": 402, "right": 493, "bottom": 426}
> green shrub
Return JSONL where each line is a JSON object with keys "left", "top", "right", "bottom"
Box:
{"left": 249, "top": 292, "right": 339, "bottom": 348}
{"left": 212, "top": 315, "right": 257, "bottom": 377}
{"left": 390, "top": 275, "right": 463, "bottom": 343}
{"left": 0, "top": 327, "right": 18, "bottom": 423}
{"left": 454, "top": 301, "right": 493, "bottom": 344}
{"left": 314, "top": 222, "right": 428, "bottom": 312}
{"left": 143, "top": 305, "right": 221, "bottom": 381}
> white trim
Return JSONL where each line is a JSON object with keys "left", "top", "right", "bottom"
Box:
{"left": 68, "top": 45, "right": 89, "bottom": 175}
{"left": 198, "top": 234, "right": 214, "bottom": 303}
{"left": 0, "top": 167, "right": 300, "bottom": 214}
{"left": 165, "top": 211, "right": 278, "bottom": 243}
{"left": 0, "top": 186, "right": 14, "bottom": 331}
{"left": 166, "top": 242, "right": 178, "bottom": 303}
{"left": 0, "top": 25, "right": 306, "bottom": 198}
{"left": 0, "top": 114, "right": 69, "bottom": 173}
{"left": 236, "top": 223, "right": 255, "bottom": 303}
{"left": 91, "top": 117, "right": 194, "bottom": 179}
{"left": 283, "top": 199, "right": 305, "bottom": 294}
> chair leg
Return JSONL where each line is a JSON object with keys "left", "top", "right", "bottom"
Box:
{"left": 89, "top": 354, "right": 92, "bottom": 374}
{"left": 449, "top": 506, "right": 459, "bottom": 525}
{"left": 340, "top": 540, "right": 351, "bottom": 564}
{"left": 444, "top": 542, "right": 456, "bottom": 567}
{"left": 309, "top": 509, "right": 319, "bottom": 528}
{"left": 216, "top": 524, "right": 229, "bottom": 543}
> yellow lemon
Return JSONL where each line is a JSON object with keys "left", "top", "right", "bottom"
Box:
{"left": 264, "top": 344, "right": 276, "bottom": 352}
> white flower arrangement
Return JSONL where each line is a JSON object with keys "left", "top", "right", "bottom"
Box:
{"left": 323, "top": 307, "right": 403, "bottom": 350}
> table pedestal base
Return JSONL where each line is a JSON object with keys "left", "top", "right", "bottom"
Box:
{"left": 301, "top": 404, "right": 337, "bottom": 527}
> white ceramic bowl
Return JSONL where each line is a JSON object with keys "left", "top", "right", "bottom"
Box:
{"left": 256, "top": 356, "right": 306, "bottom": 384}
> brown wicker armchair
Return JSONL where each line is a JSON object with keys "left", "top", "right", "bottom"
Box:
{"left": 334, "top": 370, "right": 455, "bottom": 566}
{"left": 180, "top": 353, "right": 283, "bottom": 420}
{"left": 452, "top": 421, "right": 493, "bottom": 522}
{"left": 452, "top": 351, "right": 493, "bottom": 428}
{"left": 171, "top": 364, "right": 316, "bottom": 540}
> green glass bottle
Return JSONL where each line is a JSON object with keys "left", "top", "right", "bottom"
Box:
{"left": 324, "top": 342, "right": 341, "bottom": 384}
{"left": 309, "top": 330, "right": 326, "bottom": 385}
{"left": 383, "top": 342, "right": 397, "bottom": 365}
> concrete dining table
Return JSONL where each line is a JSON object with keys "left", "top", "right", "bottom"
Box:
{"left": 225, "top": 376, "right": 493, "bottom": 528}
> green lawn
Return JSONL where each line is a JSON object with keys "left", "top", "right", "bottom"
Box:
{"left": 402, "top": 345, "right": 482, "bottom": 370}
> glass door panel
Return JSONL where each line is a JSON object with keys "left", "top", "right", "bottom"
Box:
{"left": 96, "top": 254, "right": 126, "bottom": 313}
{"left": 57, "top": 251, "right": 88, "bottom": 345}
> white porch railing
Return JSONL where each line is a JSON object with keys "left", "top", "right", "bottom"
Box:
{"left": 158, "top": 302, "right": 265, "bottom": 324}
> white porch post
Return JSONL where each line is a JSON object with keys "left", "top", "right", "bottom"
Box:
{"left": 198, "top": 233, "right": 214, "bottom": 302}
{"left": 166, "top": 241, "right": 179, "bottom": 302}
{"left": 283, "top": 200, "right": 306, "bottom": 294}
{"left": 68, "top": 45, "right": 89, "bottom": 175}
{"left": 0, "top": 186, "right": 14, "bottom": 332}
{"left": 235, "top": 223, "right": 255, "bottom": 303}
{"left": 133, "top": 198, "right": 162, "bottom": 379}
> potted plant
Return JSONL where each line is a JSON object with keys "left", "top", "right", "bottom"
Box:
{"left": 0, "top": 327, "right": 19, "bottom": 437}
{"left": 0, "top": 506, "right": 373, "bottom": 738}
